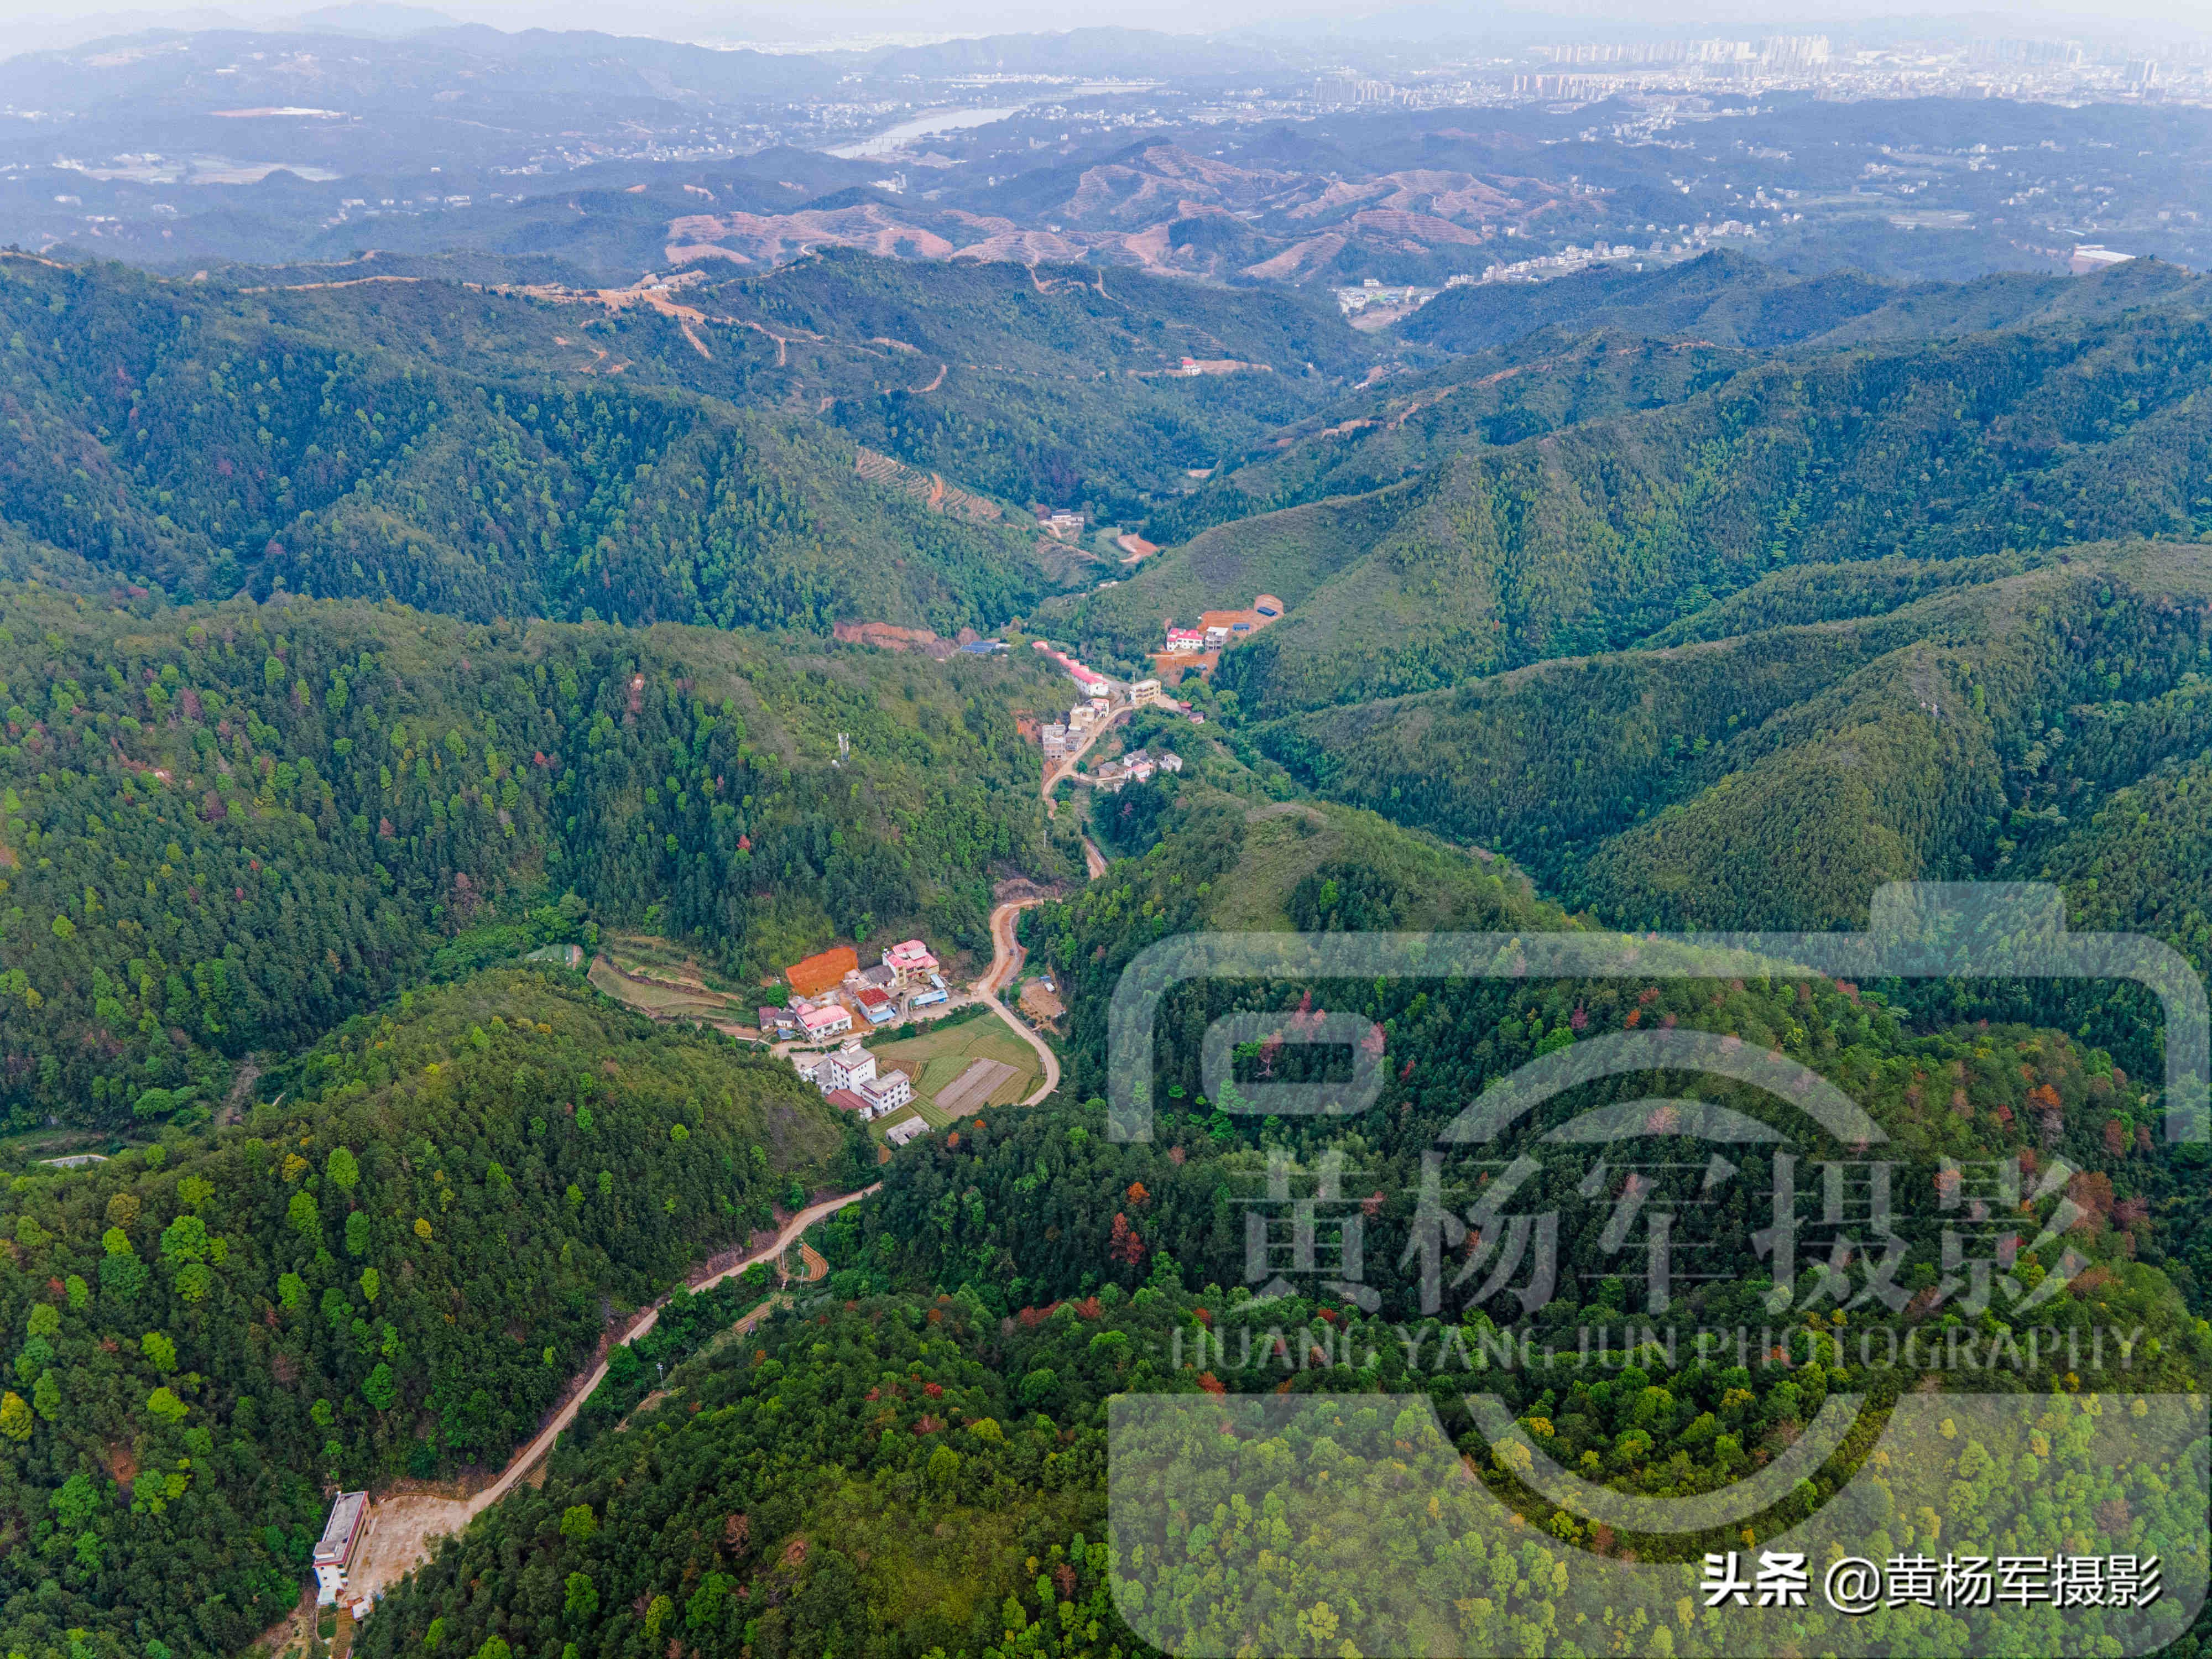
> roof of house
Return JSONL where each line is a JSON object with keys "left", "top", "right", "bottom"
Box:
{"left": 825, "top": 1088, "right": 873, "bottom": 1114}
{"left": 857, "top": 987, "right": 894, "bottom": 1009}
{"left": 758, "top": 1006, "right": 792, "bottom": 1026}
{"left": 314, "top": 1491, "right": 370, "bottom": 1566}
{"left": 797, "top": 1003, "right": 851, "bottom": 1030}
{"left": 785, "top": 945, "right": 860, "bottom": 998}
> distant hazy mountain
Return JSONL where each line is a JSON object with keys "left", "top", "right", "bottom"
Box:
{"left": 0, "top": 1, "right": 456, "bottom": 58}
{"left": 294, "top": 1, "right": 458, "bottom": 35}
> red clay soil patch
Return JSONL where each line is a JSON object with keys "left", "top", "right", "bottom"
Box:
{"left": 785, "top": 946, "right": 858, "bottom": 998}
{"left": 1153, "top": 650, "right": 1215, "bottom": 676}
{"left": 1201, "top": 596, "right": 1285, "bottom": 634}
{"left": 832, "top": 620, "right": 957, "bottom": 659}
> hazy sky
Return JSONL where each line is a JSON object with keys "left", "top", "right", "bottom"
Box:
{"left": 1, "top": 0, "right": 2205, "bottom": 50}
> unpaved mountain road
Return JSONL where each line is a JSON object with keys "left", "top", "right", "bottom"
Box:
{"left": 341, "top": 1186, "right": 877, "bottom": 1603}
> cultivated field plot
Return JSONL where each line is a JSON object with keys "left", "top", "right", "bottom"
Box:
{"left": 857, "top": 1074, "right": 954, "bottom": 1143}
{"left": 585, "top": 940, "right": 764, "bottom": 1035}
{"left": 935, "top": 1057, "right": 1020, "bottom": 1115}
{"left": 870, "top": 1020, "right": 1041, "bottom": 1115}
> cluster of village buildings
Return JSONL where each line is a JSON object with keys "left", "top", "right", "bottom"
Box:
{"left": 751, "top": 938, "right": 948, "bottom": 1146}
{"left": 1164, "top": 620, "right": 1255, "bottom": 653}
{"left": 756, "top": 937, "right": 949, "bottom": 1045}
{"left": 1089, "top": 748, "right": 1183, "bottom": 794}
{"left": 794, "top": 1036, "right": 927, "bottom": 1141}
{"left": 1040, "top": 676, "right": 1167, "bottom": 760}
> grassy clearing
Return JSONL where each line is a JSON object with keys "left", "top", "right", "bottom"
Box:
{"left": 1202, "top": 796, "right": 1527, "bottom": 933}
{"left": 859, "top": 1094, "right": 954, "bottom": 1144}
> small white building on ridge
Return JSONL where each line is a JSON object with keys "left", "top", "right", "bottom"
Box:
{"left": 314, "top": 1490, "right": 370, "bottom": 1606}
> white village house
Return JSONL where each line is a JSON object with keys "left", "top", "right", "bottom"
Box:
{"left": 314, "top": 1490, "right": 371, "bottom": 1606}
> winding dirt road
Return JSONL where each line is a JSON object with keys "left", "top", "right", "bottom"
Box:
{"left": 1041, "top": 708, "right": 1124, "bottom": 821}
{"left": 950, "top": 693, "right": 1126, "bottom": 1105}
{"left": 343, "top": 1186, "right": 878, "bottom": 1601}
{"left": 973, "top": 896, "right": 1060, "bottom": 1105}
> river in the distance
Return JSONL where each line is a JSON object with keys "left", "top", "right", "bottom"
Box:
{"left": 824, "top": 106, "right": 1025, "bottom": 159}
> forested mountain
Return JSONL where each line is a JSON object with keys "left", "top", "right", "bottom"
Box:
{"left": 322, "top": 785, "right": 2208, "bottom": 1656}
{"left": 0, "top": 580, "right": 1066, "bottom": 1130}
{"left": 1393, "top": 247, "right": 2212, "bottom": 357}
{"left": 693, "top": 251, "right": 1367, "bottom": 521}
{"left": 0, "top": 968, "right": 860, "bottom": 1659}
{"left": 1251, "top": 544, "right": 2212, "bottom": 934}
{"left": 12, "top": 218, "right": 2212, "bottom": 1659}
{"left": 359, "top": 773, "right": 2202, "bottom": 1657}
{"left": 1065, "top": 291, "right": 2212, "bottom": 717}
{"left": 0, "top": 255, "right": 1055, "bottom": 632}
{"left": 1150, "top": 254, "right": 2212, "bottom": 551}
{"left": 1142, "top": 327, "right": 1762, "bottom": 546}
{"left": 0, "top": 251, "right": 1374, "bottom": 608}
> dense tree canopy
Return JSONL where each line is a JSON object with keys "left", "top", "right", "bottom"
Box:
{"left": 0, "top": 583, "right": 1065, "bottom": 1129}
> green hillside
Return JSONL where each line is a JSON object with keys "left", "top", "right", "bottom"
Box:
{"left": 1392, "top": 246, "right": 2212, "bottom": 357}
{"left": 337, "top": 935, "right": 2209, "bottom": 1659}
{"left": 1039, "top": 267, "right": 2212, "bottom": 721}
{"left": 1143, "top": 327, "right": 1760, "bottom": 545}
{"left": 1191, "top": 300, "right": 2212, "bottom": 718}
{"left": 0, "top": 254, "right": 1058, "bottom": 633}
{"left": 1253, "top": 545, "right": 2212, "bottom": 931}
{"left": 1059, "top": 484, "right": 1408, "bottom": 670}
{"left": 8, "top": 225, "right": 2212, "bottom": 1659}
{"left": 0, "top": 580, "right": 1067, "bottom": 1130}
{"left": 0, "top": 968, "right": 859, "bottom": 1659}
{"left": 696, "top": 249, "right": 1371, "bottom": 520}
